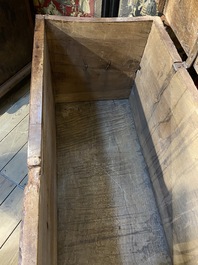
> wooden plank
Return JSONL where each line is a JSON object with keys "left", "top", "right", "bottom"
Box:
{"left": 0, "top": 93, "right": 29, "bottom": 141}
{"left": 164, "top": 0, "right": 198, "bottom": 56}
{"left": 37, "top": 26, "right": 57, "bottom": 265}
{"left": 0, "top": 1, "right": 33, "bottom": 86}
{"left": 45, "top": 16, "right": 153, "bottom": 102}
{"left": 19, "top": 168, "right": 40, "bottom": 265}
{"left": 0, "top": 224, "right": 21, "bottom": 265}
{"left": 0, "top": 79, "right": 29, "bottom": 118}
{"left": 130, "top": 19, "right": 198, "bottom": 263}
{"left": 0, "top": 187, "right": 23, "bottom": 247}
{"left": 0, "top": 116, "right": 29, "bottom": 171}
{"left": 20, "top": 17, "right": 44, "bottom": 265}
{"left": 0, "top": 63, "right": 31, "bottom": 99}
{"left": 20, "top": 16, "right": 57, "bottom": 265}
{"left": 0, "top": 173, "right": 16, "bottom": 205}
{"left": 56, "top": 100, "right": 171, "bottom": 265}
{"left": 2, "top": 144, "right": 28, "bottom": 184}
{"left": 19, "top": 175, "right": 28, "bottom": 189}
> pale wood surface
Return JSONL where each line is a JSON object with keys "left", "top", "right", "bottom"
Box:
{"left": 20, "top": 16, "right": 57, "bottom": 265}
{"left": 0, "top": 87, "right": 29, "bottom": 141}
{"left": 56, "top": 100, "right": 171, "bottom": 265}
{"left": 0, "top": 173, "right": 15, "bottom": 204}
{"left": 45, "top": 16, "right": 152, "bottom": 102}
{"left": 2, "top": 144, "right": 28, "bottom": 184}
{"left": 0, "top": 116, "right": 28, "bottom": 171}
{"left": 130, "top": 19, "right": 198, "bottom": 264}
{"left": 38, "top": 26, "right": 57, "bottom": 265}
{"left": 0, "top": 79, "right": 30, "bottom": 264}
{"left": 0, "top": 225, "right": 21, "bottom": 265}
{"left": 164, "top": 0, "right": 198, "bottom": 56}
{"left": 0, "top": 187, "right": 23, "bottom": 247}
{"left": 0, "top": 80, "right": 29, "bottom": 118}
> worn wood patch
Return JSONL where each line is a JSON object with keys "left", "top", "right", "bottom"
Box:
{"left": 56, "top": 100, "right": 171, "bottom": 265}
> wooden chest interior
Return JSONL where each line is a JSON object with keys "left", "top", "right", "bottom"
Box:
{"left": 20, "top": 16, "right": 198, "bottom": 265}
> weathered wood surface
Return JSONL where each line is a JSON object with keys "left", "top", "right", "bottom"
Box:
{"left": 0, "top": 173, "right": 15, "bottom": 204}
{"left": 164, "top": 0, "right": 198, "bottom": 56}
{"left": 20, "top": 16, "right": 57, "bottom": 265}
{"left": 130, "top": 19, "right": 198, "bottom": 264}
{"left": 45, "top": 16, "right": 153, "bottom": 102}
{"left": 2, "top": 144, "right": 28, "bottom": 184}
{"left": 0, "top": 116, "right": 29, "bottom": 171}
{"left": 37, "top": 26, "right": 57, "bottom": 265}
{"left": 0, "top": 92, "right": 29, "bottom": 141}
{"left": 0, "top": 1, "right": 33, "bottom": 86}
{"left": 0, "top": 187, "right": 24, "bottom": 247}
{"left": 0, "top": 78, "right": 30, "bottom": 265}
{"left": 56, "top": 100, "right": 171, "bottom": 265}
{"left": 0, "top": 80, "right": 29, "bottom": 118}
{"left": 0, "top": 224, "right": 21, "bottom": 265}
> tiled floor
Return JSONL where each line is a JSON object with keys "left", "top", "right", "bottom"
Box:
{"left": 0, "top": 79, "right": 30, "bottom": 264}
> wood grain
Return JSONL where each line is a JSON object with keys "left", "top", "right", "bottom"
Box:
{"left": 20, "top": 16, "right": 57, "bottom": 265}
{"left": 45, "top": 17, "right": 152, "bottom": 102}
{"left": 0, "top": 79, "right": 29, "bottom": 118}
{"left": 0, "top": 92, "right": 29, "bottom": 141}
{"left": 0, "top": 224, "right": 21, "bottom": 265}
{"left": 2, "top": 143, "right": 28, "bottom": 184}
{"left": 37, "top": 29, "right": 57, "bottom": 265}
{"left": 130, "top": 19, "right": 198, "bottom": 264}
{"left": 0, "top": 116, "right": 29, "bottom": 171}
{"left": 56, "top": 100, "right": 171, "bottom": 265}
{"left": 0, "top": 173, "right": 16, "bottom": 205}
{"left": 164, "top": 0, "right": 198, "bottom": 56}
{"left": 0, "top": 187, "right": 23, "bottom": 247}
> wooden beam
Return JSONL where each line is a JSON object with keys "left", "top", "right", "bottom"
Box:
{"left": 19, "top": 16, "right": 57, "bottom": 265}
{"left": 0, "top": 63, "right": 31, "bottom": 99}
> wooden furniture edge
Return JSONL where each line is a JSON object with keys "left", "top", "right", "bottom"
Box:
{"left": 19, "top": 16, "right": 45, "bottom": 265}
